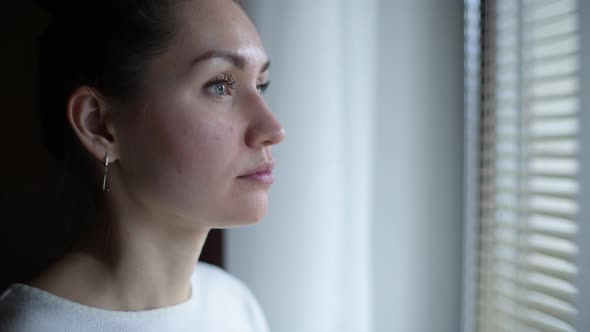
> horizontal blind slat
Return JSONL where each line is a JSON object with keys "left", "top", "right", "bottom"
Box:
{"left": 491, "top": 269, "right": 577, "bottom": 301}
{"left": 492, "top": 254, "right": 578, "bottom": 283}
{"left": 492, "top": 289, "right": 577, "bottom": 325}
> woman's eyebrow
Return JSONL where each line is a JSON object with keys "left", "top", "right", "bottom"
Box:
{"left": 191, "top": 49, "right": 270, "bottom": 73}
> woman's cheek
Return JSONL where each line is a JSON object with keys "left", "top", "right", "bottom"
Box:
{"left": 159, "top": 116, "right": 232, "bottom": 196}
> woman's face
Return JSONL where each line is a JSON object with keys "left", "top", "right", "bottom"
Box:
{"left": 112, "top": 0, "right": 284, "bottom": 228}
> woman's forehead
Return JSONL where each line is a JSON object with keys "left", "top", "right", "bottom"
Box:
{"left": 174, "top": 0, "right": 267, "bottom": 68}
{"left": 178, "top": 0, "right": 261, "bottom": 44}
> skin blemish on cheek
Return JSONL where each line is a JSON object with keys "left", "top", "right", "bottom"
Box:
{"left": 182, "top": 123, "right": 196, "bottom": 139}
{"left": 213, "top": 124, "right": 235, "bottom": 142}
{"left": 176, "top": 163, "right": 183, "bottom": 175}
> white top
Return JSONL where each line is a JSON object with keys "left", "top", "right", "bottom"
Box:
{"left": 0, "top": 262, "right": 270, "bottom": 332}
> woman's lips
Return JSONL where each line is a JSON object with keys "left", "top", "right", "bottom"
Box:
{"left": 237, "top": 161, "right": 274, "bottom": 184}
{"left": 237, "top": 169, "right": 274, "bottom": 184}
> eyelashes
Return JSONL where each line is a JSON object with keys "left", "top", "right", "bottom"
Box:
{"left": 204, "top": 73, "right": 270, "bottom": 97}
{"left": 205, "top": 74, "right": 237, "bottom": 96}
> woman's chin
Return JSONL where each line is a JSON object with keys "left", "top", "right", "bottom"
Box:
{"left": 177, "top": 192, "right": 270, "bottom": 228}
{"left": 221, "top": 198, "right": 269, "bottom": 227}
{"left": 233, "top": 208, "right": 268, "bottom": 227}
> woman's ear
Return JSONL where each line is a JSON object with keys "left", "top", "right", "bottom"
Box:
{"left": 65, "top": 86, "right": 119, "bottom": 162}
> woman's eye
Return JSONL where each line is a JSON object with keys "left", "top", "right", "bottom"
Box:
{"left": 208, "top": 83, "right": 227, "bottom": 96}
{"left": 257, "top": 81, "right": 270, "bottom": 94}
{"left": 205, "top": 75, "right": 236, "bottom": 97}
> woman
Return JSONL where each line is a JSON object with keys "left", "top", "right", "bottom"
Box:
{"left": 0, "top": 0, "right": 284, "bottom": 331}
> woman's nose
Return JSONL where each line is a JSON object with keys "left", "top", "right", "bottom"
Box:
{"left": 244, "top": 95, "right": 286, "bottom": 149}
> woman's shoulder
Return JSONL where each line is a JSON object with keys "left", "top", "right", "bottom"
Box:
{"left": 0, "top": 284, "right": 64, "bottom": 332}
{"left": 194, "top": 261, "right": 255, "bottom": 300}
{"left": 193, "top": 262, "right": 270, "bottom": 332}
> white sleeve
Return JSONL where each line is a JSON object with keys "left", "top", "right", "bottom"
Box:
{"left": 241, "top": 285, "right": 271, "bottom": 332}
{"left": 196, "top": 262, "right": 271, "bottom": 332}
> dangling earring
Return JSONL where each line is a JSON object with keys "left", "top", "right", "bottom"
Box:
{"left": 102, "top": 153, "right": 110, "bottom": 192}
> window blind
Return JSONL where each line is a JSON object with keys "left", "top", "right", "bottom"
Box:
{"left": 477, "top": 0, "right": 581, "bottom": 331}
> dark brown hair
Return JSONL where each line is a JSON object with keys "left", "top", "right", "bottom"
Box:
{"left": 36, "top": 0, "right": 183, "bottom": 175}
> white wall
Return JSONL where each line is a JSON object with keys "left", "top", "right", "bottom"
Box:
{"left": 372, "top": 1, "right": 464, "bottom": 331}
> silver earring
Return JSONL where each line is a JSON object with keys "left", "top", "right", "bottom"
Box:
{"left": 102, "top": 154, "right": 110, "bottom": 192}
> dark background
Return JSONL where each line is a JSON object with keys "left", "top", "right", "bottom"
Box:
{"left": 0, "top": 1, "right": 224, "bottom": 292}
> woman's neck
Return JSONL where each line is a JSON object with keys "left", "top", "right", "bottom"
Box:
{"left": 31, "top": 213, "right": 210, "bottom": 311}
